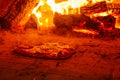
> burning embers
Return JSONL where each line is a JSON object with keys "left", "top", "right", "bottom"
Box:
{"left": 23, "top": 0, "right": 120, "bottom": 37}
{"left": 53, "top": 12, "right": 116, "bottom": 36}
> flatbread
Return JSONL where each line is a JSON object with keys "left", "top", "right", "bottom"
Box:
{"left": 13, "top": 43, "right": 76, "bottom": 59}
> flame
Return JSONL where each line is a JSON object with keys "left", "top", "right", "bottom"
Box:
{"left": 73, "top": 28, "right": 99, "bottom": 35}
{"left": 115, "top": 16, "right": 120, "bottom": 29}
{"left": 32, "top": 0, "right": 114, "bottom": 28}
{"left": 92, "top": 0, "right": 113, "bottom": 3}
{"left": 17, "top": 0, "right": 119, "bottom": 35}
{"left": 32, "top": 0, "right": 54, "bottom": 28}
{"left": 32, "top": 0, "right": 90, "bottom": 28}
{"left": 92, "top": 10, "right": 112, "bottom": 17}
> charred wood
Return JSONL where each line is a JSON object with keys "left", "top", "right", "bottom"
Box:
{"left": 53, "top": 12, "right": 73, "bottom": 30}
{"left": 95, "top": 15, "right": 116, "bottom": 30}
{"left": 0, "top": 0, "right": 37, "bottom": 29}
{"left": 53, "top": 13, "right": 118, "bottom": 38}
{"left": 80, "top": 1, "right": 120, "bottom": 15}
{"left": 107, "top": 3, "right": 120, "bottom": 15}
{"left": 53, "top": 13, "right": 100, "bottom": 32}
{"left": 80, "top": 1, "right": 108, "bottom": 14}
{"left": 53, "top": 13, "right": 72, "bottom": 35}
{"left": 75, "top": 14, "right": 100, "bottom": 31}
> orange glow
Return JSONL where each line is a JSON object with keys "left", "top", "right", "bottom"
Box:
{"left": 92, "top": 0, "right": 113, "bottom": 3}
{"left": 92, "top": 11, "right": 112, "bottom": 17}
{"left": 32, "top": 0, "right": 89, "bottom": 28}
{"left": 31, "top": 0, "right": 114, "bottom": 29}
{"left": 115, "top": 16, "right": 120, "bottom": 29}
{"left": 32, "top": 0, "right": 54, "bottom": 28}
{"left": 18, "top": 0, "right": 119, "bottom": 35}
{"left": 73, "top": 28, "right": 99, "bottom": 35}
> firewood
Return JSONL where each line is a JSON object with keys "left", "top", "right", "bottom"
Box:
{"left": 80, "top": 1, "right": 107, "bottom": 14}
{"left": 53, "top": 12, "right": 73, "bottom": 30}
{"left": 53, "top": 13, "right": 100, "bottom": 32}
{"left": 0, "top": 0, "right": 37, "bottom": 29}
{"left": 95, "top": 15, "right": 116, "bottom": 30}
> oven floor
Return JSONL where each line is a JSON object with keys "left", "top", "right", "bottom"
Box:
{"left": 0, "top": 29, "right": 120, "bottom": 80}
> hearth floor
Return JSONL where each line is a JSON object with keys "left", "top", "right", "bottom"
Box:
{"left": 0, "top": 29, "right": 120, "bottom": 80}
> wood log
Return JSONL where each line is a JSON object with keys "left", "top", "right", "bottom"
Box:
{"left": 0, "top": 0, "right": 14, "bottom": 17}
{"left": 0, "top": 0, "right": 37, "bottom": 30}
{"left": 80, "top": 1, "right": 120, "bottom": 15}
{"left": 95, "top": 15, "right": 116, "bottom": 30}
{"left": 107, "top": 3, "right": 120, "bottom": 15}
{"left": 80, "top": 1, "right": 108, "bottom": 14}
{"left": 53, "top": 13, "right": 74, "bottom": 30}
{"left": 53, "top": 13, "right": 100, "bottom": 31}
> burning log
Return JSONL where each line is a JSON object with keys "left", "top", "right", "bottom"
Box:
{"left": 53, "top": 13, "right": 99, "bottom": 30}
{"left": 53, "top": 12, "right": 73, "bottom": 30}
{"left": 53, "top": 13, "right": 101, "bottom": 35}
{"left": 80, "top": 1, "right": 120, "bottom": 15}
{"left": 54, "top": 12, "right": 117, "bottom": 37}
{"left": 80, "top": 1, "right": 108, "bottom": 14}
{"left": 75, "top": 14, "right": 100, "bottom": 31}
{"left": 95, "top": 15, "right": 116, "bottom": 31}
{"left": 0, "top": 0, "right": 37, "bottom": 30}
{"left": 107, "top": 3, "right": 120, "bottom": 15}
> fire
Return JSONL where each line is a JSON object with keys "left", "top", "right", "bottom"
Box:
{"left": 18, "top": 0, "right": 120, "bottom": 34}
{"left": 32, "top": 0, "right": 54, "bottom": 29}
{"left": 73, "top": 28, "right": 99, "bottom": 35}
{"left": 32, "top": 0, "right": 89, "bottom": 28}
{"left": 115, "top": 16, "right": 120, "bottom": 29}
{"left": 32, "top": 0, "right": 114, "bottom": 28}
{"left": 92, "top": 0, "right": 113, "bottom": 3}
{"left": 92, "top": 11, "right": 112, "bottom": 17}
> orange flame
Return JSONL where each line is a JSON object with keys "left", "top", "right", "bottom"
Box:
{"left": 18, "top": 0, "right": 119, "bottom": 34}
{"left": 115, "top": 16, "right": 120, "bottom": 29}
{"left": 73, "top": 28, "right": 99, "bottom": 35}
{"left": 92, "top": 11, "right": 112, "bottom": 17}
{"left": 32, "top": 0, "right": 114, "bottom": 28}
{"left": 32, "top": 0, "right": 90, "bottom": 28}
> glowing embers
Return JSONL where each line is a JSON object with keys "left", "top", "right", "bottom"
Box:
{"left": 115, "top": 16, "right": 120, "bottom": 29}
{"left": 13, "top": 43, "right": 75, "bottom": 59}
{"left": 73, "top": 28, "right": 99, "bottom": 35}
